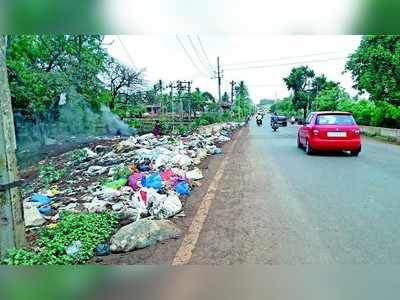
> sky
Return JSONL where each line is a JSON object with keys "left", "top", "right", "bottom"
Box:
{"left": 105, "top": 35, "right": 362, "bottom": 104}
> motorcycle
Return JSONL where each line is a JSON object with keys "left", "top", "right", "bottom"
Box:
{"left": 256, "top": 118, "right": 263, "bottom": 126}
{"left": 271, "top": 122, "right": 279, "bottom": 132}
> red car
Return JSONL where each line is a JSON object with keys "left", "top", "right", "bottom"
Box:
{"left": 297, "top": 111, "right": 362, "bottom": 156}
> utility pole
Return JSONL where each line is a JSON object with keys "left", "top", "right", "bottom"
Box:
{"left": 167, "top": 82, "right": 174, "bottom": 130}
{"left": 229, "top": 80, "right": 236, "bottom": 105}
{"left": 0, "top": 35, "right": 25, "bottom": 259}
{"left": 214, "top": 57, "right": 223, "bottom": 112}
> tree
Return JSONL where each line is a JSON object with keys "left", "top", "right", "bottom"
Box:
{"left": 103, "top": 57, "right": 144, "bottom": 109}
{"left": 345, "top": 35, "right": 400, "bottom": 105}
{"left": 191, "top": 88, "right": 206, "bottom": 117}
{"left": 313, "top": 85, "right": 350, "bottom": 111}
{"left": 7, "top": 35, "right": 108, "bottom": 114}
{"left": 283, "top": 66, "right": 315, "bottom": 118}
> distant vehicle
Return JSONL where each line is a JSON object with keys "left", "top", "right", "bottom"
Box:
{"left": 297, "top": 112, "right": 362, "bottom": 156}
{"left": 271, "top": 115, "right": 287, "bottom": 127}
{"left": 271, "top": 122, "right": 279, "bottom": 132}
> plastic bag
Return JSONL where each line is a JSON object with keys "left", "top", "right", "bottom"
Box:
{"left": 104, "top": 178, "right": 128, "bottom": 190}
{"left": 175, "top": 182, "right": 191, "bottom": 196}
{"left": 160, "top": 168, "right": 174, "bottom": 181}
{"left": 128, "top": 173, "right": 145, "bottom": 190}
{"left": 150, "top": 193, "right": 182, "bottom": 219}
{"left": 30, "top": 194, "right": 51, "bottom": 206}
{"left": 141, "top": 173, "right": 163, "bottom": 191}
{"left": 95, "top": 244, "right": 111, "bottom": 256}
{"left": 186, "top": 168, "right": 203, "bottom": 180}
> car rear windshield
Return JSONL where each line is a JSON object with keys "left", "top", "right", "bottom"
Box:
{"left": 316, "top": 114, "right": 355, "bottom": 125}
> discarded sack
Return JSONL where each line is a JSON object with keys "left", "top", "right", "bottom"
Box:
{"left": 186, "top": 168, "right": 203, "bottom": 180}
{"left": 150, "top": 193, "right": 182, "bottom": 219}
{"left": 110, "top": 219, "right": 182, "bottom": 253}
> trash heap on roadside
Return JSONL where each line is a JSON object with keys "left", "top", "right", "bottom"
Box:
{"left": 22, "top": 122, "right": 243, "bottom": 254}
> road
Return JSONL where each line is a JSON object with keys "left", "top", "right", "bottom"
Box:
{"left": 187, "top": 120, "right": 400, "bottom": 264}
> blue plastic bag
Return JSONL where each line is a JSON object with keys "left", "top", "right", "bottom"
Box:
{"left": 38, "top": 206, "right": 54, "bottom": 216}
{"left": 141, "top": 173, "right": 163, "bottom": 191}
{"left": 30, "top": 194, "right": 51, "bottom": 206}
{"left": 175, "top": 182, "right": 191, "bottom": 196}
{"left": 95, "top": 244, "right": 111, "bottom": 256}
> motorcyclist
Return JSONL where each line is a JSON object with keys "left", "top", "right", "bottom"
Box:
{"left": 256, "top": 113, "right": 263, "bottom": 126}
{"left": 271, "top": 112, "right": 279, "bottom": 124}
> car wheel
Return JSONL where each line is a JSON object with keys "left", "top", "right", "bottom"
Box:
{"left": 297, "top": 135, "right": 302, "bottom": 148}
{"left": 305, "top": 139, "right": 313, "bottom": 155}
{"left": 350, "top": 148, "right": 361, "bottom": 157}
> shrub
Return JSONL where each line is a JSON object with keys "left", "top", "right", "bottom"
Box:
{"left": 38, "top": 163, "right": 65, "bottom": 186}
{"left": 3, "top": 212, "right": 118, "bottom": 265}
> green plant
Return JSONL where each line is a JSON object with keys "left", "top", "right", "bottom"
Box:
{"left": 177, "top": 125, "right": 190, "bottom": 136}
{"left": 69, "top": 148, "right": 88, "bottom": 165}
{"left": 38, "top": 163, "right": 65, "bottom": 186}
{"left": 3, "top": 212, "right": 118, "bottom": 265}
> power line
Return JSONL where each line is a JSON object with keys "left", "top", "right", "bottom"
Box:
{"left": 117, "top": 36, "right": 136, "bottom": 68}
{"left": 176, "top": 35, "right": 209, "bottom": 77}
{"left": 223, "top": 50, "right": 351, "bottom": 67}
{"left": 196, "top": 35, "right": 214, "bottom": 70}
{"left": 247, "top": 83, "right": 282, "bottom": 87}
{"left": 224, "top": 56, "right": 349, "bottom": 72}
{"left": 187, "top": 35, "right": 213, "bottom": 74}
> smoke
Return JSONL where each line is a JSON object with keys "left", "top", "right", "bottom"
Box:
{"left": 100, "top": 106, "right": 135, "bottom": 136}
{"left": 14, "top": 88, "right": 136, "bottom": 165}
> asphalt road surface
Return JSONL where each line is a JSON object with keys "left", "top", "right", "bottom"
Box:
{"left": 188, "top": 120, "right": 400, "bottom": 264}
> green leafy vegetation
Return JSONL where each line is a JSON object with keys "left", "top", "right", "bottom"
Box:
{"left": 3, "top": 212, "right": 118, "bottom": 265}
{"left": 68, "top": 148, "right": 89, "bottom": 165}
{"left": 38, "top": 163, "right": 65, "bottom": 186}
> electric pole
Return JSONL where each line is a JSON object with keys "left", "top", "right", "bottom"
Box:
{"left": 229, "top": 80, "right": 236, "bottom": 105}
{"left": 214, "top": 57, "right": 223, "bottom": 112}
{"left": 0, "top": 35, "right": 25, "bottom": 259}
{"left": 167, "top": 82, "right": 174, "bottom": 130}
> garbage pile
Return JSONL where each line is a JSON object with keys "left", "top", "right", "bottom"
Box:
{"left": 22, "top": 122, "right": 243, "bottom": 254}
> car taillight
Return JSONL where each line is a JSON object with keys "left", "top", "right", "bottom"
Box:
{"left": 313, "top": 129, "right": 319, "bottom": 136}
{"left": 354, "top": 129, "right": 360, "bottom": 136}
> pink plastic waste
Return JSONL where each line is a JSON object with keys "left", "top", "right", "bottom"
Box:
{"left": 160, "top": 168, "right": 174, "bottom": 181}
{"left": 128, "top": 173, "right": 145, "bottom": 190}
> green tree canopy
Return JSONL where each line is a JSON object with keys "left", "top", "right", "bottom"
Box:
{"left": 345, "top": 35, "right": 400, "bottom": 105}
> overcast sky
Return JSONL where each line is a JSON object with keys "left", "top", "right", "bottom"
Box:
{"left": 105, "top": 35, "right": 362, "bottom": 104}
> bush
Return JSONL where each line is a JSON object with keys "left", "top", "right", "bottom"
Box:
{"left": 337, "top": 99, "right": 400, "bottom": 128}
{"left": 177, "top": 125, "right": 190, "bottom": 136}
{"left": 38, "top": 163, "right": 65, "bottom": 186}
{"left": 3, "top": 212, "right": 118, "bottom": 265}
{"left": 68, "top": 148, "right": 89, "bottom": 165}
